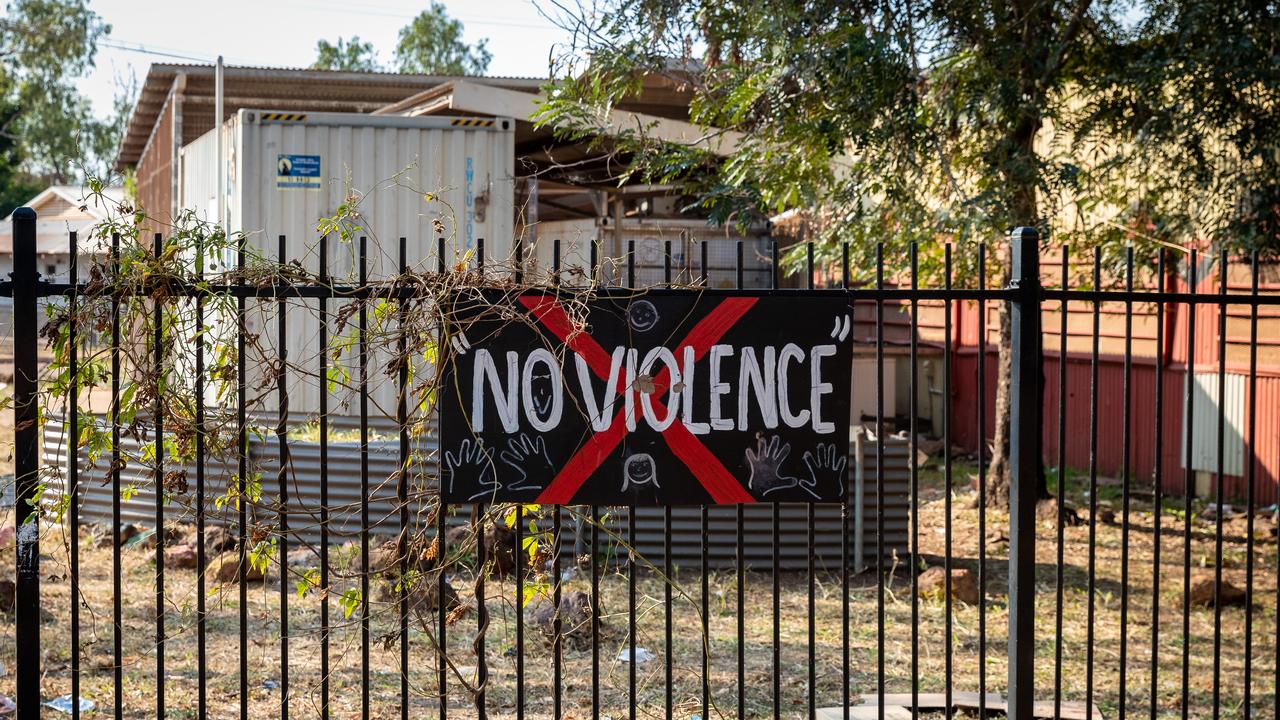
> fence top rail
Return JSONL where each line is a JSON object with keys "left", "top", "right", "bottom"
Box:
{"left": 1041, "top": 288, "right": 1280, "bottom": 305}
{"left": 0, "top": 279, "right": 1022, "bottom": 301}
{"left": 5, "top": 280, "right": 1280, "bottom": 305}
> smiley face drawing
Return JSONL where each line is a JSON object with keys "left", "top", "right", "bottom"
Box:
{"left": 528, "top": 363, "right": 556, "bottom": 423}
{"left": 628, "top": 300, "right": 659, "bottom": 333}
{"left": 621, "top": 453, "right": 659, "bottom": 492}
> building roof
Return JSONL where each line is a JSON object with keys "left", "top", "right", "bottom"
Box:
{"left": 376, "top": 70, "right": 698, "bottom": 122}
{"left": 0, "top": 185, "right": 126, "bottom": 255}
{"left": 377, "top": 79, "right": 728, "bottom": 146}
{"left": 377, "top": 78, "right": 741, "bottom": 173}
{"left": 375, "top": 78, "right": 743, "bottom": 220}
{"left": 3, "top": 185, "right": 125, "bottom": 224}
{"left": 116, "top": 63, "right": 547, "bottom": 169}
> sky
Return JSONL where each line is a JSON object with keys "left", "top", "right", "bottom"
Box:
{"left": 75, "top": 0, "right": 576, "bottom": 119}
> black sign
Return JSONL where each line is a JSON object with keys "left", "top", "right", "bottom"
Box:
{"left": 439, "top": 289, "right": 854, "bottom": 505}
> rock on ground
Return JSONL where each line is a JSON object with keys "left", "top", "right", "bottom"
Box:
{"left": 204, "top": 526, "right": 239, "bottom": 555}
{"left": 1188, "top": 573, "right": 1247, "bottom": 607}
{"left": 208, "top": 551, "right": 265, "bottom": 585}
{"left": 1037, "top": 498, "right": 1084, "bottom": 526}
{"left": 917, "top": 566, "right": 981, "bottom": 605}
{"left": 163, "top": 544, "right": 198, "bottom": 569}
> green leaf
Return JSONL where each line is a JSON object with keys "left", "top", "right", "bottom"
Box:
{"left": 340, "top": 588, "right": 363, "bottom": 618}
{"left": 296, "top": 568, "right": 321, "bottom": 598}
{"left": 327, "top": 364, "right": 350, "bottom": 394}
{"left": 248, "top": 538, "right": 277, "bottom": 575}
{"left": 521, "top": 582, "right": 549, "bottom": 608}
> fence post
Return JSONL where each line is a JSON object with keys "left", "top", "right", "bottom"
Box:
{"left": 12, "top": 207, "right": 40, "bottom": 719}
{"left": 1007, "top": 226, "right": 1041, "bottom": 720}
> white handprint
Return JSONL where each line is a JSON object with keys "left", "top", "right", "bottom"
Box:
{"left": 445, "top": 438, "right": 500, "bottom": 501}
{"left": 800, "top": 443, "right": 847, "bottom": 500}
{"left": 745, "top": 435, "right": 799, "bottom": 496}
{"left": 499, "top": 433, "right": 554, "bottom": 492}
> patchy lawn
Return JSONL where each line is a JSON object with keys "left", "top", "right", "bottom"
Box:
{"left": 0, "top": 463, "right": 1275, "bottom": 719}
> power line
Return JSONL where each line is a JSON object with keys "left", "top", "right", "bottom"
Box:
{"left": 10, "top": 7, "right": 563, "bottom": 77}
{"left": 0, "top": 18, "right": 223, "bottom": 63}
{"left": 97, "top": 39, "right": 215, "bottom": 63}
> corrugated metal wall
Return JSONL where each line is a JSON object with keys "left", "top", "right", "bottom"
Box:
{"left": 175, "top": 111, "right": 518, "bottom": 421}
{"left": 232, "top": 110, "right": 516, "bottom": 274}
{"left": 1185, "top": 371, "right": 1246, "bottom": 477}
{"left": 950, "top": 254, "right": 1280, "bottom": 506}
{"left": 956, "top": 351, "right": 1280, "bottom": 506}
{"left": 178, "top": 121, "right": 222, "bottom": 224}
{"left": 136, "top": 89, "right": 177, "bottom": 234}
{"left": 42, "top": 419, "right": 910, "bottom": 570}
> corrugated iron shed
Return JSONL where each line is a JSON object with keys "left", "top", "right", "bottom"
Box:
{"left": 42, "top": 419, "right": 910, "bottom": 571}
{"left": 116, "top": 63, "right": 544, "bottom": 169}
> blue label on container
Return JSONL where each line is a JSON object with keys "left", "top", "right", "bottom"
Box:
{"left": 277, "top": 154, "right": 321, "bottom": 190}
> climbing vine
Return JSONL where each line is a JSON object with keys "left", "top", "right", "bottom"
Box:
{"left": 17, "top": 174, "right": 712, "bottom": 710}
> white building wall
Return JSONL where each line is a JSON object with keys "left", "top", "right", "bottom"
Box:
{"left": 178, "top": 110, "right": 517, "bottom": 420}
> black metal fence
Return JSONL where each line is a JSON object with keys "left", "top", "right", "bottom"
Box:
{"left": 3, "top": 207, "right": 1278, "bottom": 720}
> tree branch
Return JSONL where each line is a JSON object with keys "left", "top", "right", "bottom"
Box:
{"left": 1042, "top": 0, "right": 1093, "bottom": 86}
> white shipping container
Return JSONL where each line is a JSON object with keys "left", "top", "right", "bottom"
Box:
{"left": 181, "top": 109, "right": 515, "bottom": 272}
{"left": 178, "top": 109, "right": 516, "bottom": 420}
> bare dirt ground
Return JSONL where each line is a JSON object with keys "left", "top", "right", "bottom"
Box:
{"left": 0, "top": 461, "right": 1273, "bottom": 720}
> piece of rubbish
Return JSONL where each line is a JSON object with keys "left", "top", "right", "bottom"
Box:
{"left": 262, "top": 679, "right": 279, "bottom": 690}
{"left": 617, "top": 647, "right": 655, "bottom": 664}
{"left": 43, "top": 695, "right": 94, "bottom": 714}
{"left": 1203, "top": 502, "right": 1236, "bottom": 519}
{"left": 0, "top": 696, "right": 14, "bottom": 715}
{"left": 123, "top": 528, "right": 156, "bottom": 548}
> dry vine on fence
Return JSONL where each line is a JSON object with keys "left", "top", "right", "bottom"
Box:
{"left": 22, "top": 180, "right": 713, "bottom": 713}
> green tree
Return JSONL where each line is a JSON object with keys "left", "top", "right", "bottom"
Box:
{"left": 1072, "top": 2, "right": 1280, "bottom": 263}
{"left": 0, "top": 0, "right": 126, "bottom": 186}
{"left": 312, "top": 36, "right": 381, "bottom": 72}
{"left": 0, "top": 78, "right": 40, "bottom": 216}
{"left": 394, "top": 2, "right": 491, "bottom": 75}
{"left": 537, "top": 0, "right": 1279, "bottom": 504}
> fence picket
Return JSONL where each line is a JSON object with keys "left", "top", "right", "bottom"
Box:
{"left": 6, "top": 209, "right": 1279, "bottom": 720}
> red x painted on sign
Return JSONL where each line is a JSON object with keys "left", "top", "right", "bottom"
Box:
{"left": 518, "top": 294, "right": 759, "bottom": 505}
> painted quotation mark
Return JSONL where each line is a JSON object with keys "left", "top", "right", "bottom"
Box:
{"left": 830, "top": 315, "right": 851, "bottom": 342}
{"left": 450, "top": 332, "right": 472, "bottom": 355}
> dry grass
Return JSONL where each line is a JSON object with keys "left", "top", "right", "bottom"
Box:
{"left": 0, "top": 465, "right": 1275, "bottom": 719}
